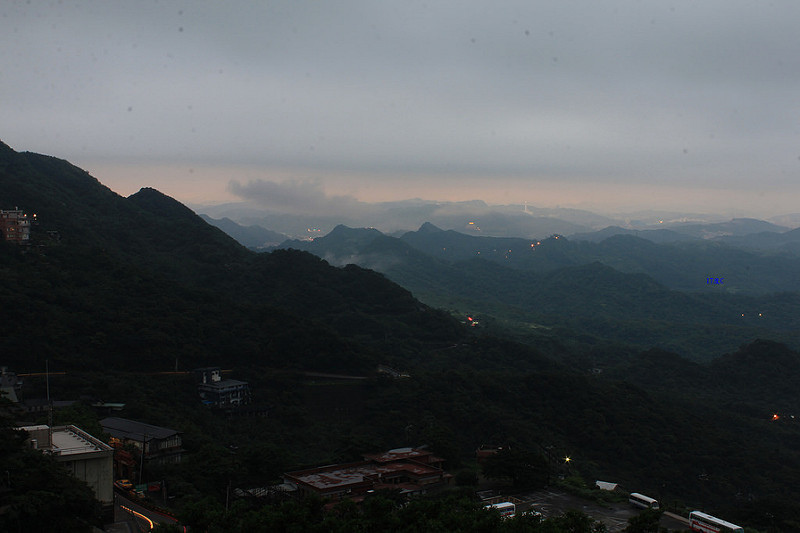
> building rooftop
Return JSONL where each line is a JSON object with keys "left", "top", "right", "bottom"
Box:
{"left": 363, "top": 447, "right": 440, "bottom": 464}
{"left": 286, "top": 460, "right": 446, "bottom": 491}
{"left": 373, "top": 461, "right": 443, "bottom": 477}
{"left": 198, "top": 379, "right": 249, "bottom": 390}
{"left": 100, "top": 416, "right": 179, "bottom": 442}
{"left": 283, "top": 446, "right": 451, "bottom": 498}
{"left": 51, "top": 426, "right": 111, "bottom": 456}
{"left": 286, "top": 461, "right": 374, "bottom": 490}
{"left": 18, "top": 424, "right": 112, "bottom": 456}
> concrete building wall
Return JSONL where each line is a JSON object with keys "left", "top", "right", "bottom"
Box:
{"left": 59, "top": 451, "right": 114, "bottom": 505}
{"left": 19, "top": 424, "right": 114, "bottom": 507}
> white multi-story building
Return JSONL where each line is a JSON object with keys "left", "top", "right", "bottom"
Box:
{"left": 19, "top": 424, "right": 114, "bottom": 509}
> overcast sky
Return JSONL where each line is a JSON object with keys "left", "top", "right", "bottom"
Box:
{"left": 3, "top": 1, "right": 800, "bottom": 218}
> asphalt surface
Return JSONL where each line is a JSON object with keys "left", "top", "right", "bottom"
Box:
{"left": 109, "top": 491, "right": 184, "bottom": 532}
{"left": 515, "top": 488, "right": 690, "bottom": 532}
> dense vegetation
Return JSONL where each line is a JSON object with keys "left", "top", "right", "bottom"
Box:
{"left": 3, "top": 141, "right": 800, "bottom": 531}
{"left": 276, "top": 224, "right": 800, "bottom": 361}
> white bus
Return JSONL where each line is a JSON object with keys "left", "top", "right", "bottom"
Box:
{"left": 629, "top": 492, "right": 660, "bottom": 510}
{"left": 485, "top": 502, "right": 516, "bottom": 519}
{"left": 689, "top": 510, "right": 744, "bottom": 533}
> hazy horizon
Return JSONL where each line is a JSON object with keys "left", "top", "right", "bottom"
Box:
{"left": 3, "top": 1, "right": 799, "bottom": 219}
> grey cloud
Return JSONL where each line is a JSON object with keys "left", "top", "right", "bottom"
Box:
{"left": 227, "top": 178, "right": 368, "bottom": 216}
{"left": 3, "top": 1, "right": 800, "bottom": 215}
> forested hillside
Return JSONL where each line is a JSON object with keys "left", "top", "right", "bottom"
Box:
{"left": 396, "top": 223, "right": 800, "bottom": 294}
{"left": 4, "top": 142, "right": 800, "bottom": 530}
{"left": 277, "top": 224, "right": 800, "bottom": 361}
{"left": 0, "top": 142, "right": 463, "bottom": 373}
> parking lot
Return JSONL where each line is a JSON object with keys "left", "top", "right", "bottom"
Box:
{"left": 513, "top": 489, "right": 690, "bottom": 532}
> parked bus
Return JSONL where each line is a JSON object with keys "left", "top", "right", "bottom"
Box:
{"left": 485, "top": 502, "right": 516, "bottom": 519}
{"left": 629, "top": 492, "right": 660, "bottom": 510}
{"left": 689, "top": 510, "right": 744, "bottom": 533}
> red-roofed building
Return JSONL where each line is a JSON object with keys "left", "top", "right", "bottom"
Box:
{"left": 283, "top": 447, "right": 452, "bottom": 500}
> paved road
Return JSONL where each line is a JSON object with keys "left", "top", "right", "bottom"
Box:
{"left": 113, "top": 491, "right": 185, "bottom": 532}
{"left": 516, "top": 489, "right": 690, "bottom": 532}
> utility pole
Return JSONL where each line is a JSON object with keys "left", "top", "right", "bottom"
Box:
{"left": 139, "top": 432, "right": 147, "bottom": 485}
{"left": 46, "top": 360, "right": 53, "bottom": 445}
{"left": 225, "top": 478, "right": 231, "bottom": 513}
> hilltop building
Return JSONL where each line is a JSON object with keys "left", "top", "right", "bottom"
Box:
{"left": 19, "top": 424, "right": 114, "bottom": 511}
{"left": 283, "top": 447, "right": 452, "bottom": 501}
{"left": 0, "top": 208, "right": 32, "bottom": 242}
{"left": 195, "top": 367, "right": 251, "bottom": 408}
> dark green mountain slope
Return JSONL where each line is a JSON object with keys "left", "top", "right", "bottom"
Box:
{"left": 710, "top": 339, "right": 800, "bottom": 409}
{"left": 717, "top": 226, "right": 800, "bottom": 254}
{"left": 568, "top": 225, "right": 697, "bottom": 243}
{"left": 585, "top": 340, "right": 800, "bottom": 413}
{"left": 199, "top": 214, "right": 287, "bottom": 249}
{"left": 397, "top": 223, "right": 800, "bottom": 294}
{"left": 8, "top": 143, "right": 800, "bottom": 529}
{"left": 0, "top": 142, "right": 462, "bottom": 372}
{"left": 277, "top": 224, "right": 800, "bottom": 360}
{"left": 671, "top": 217, "right": 789, "bottom": 237}
{"left": 0, "top": 144, "right": 249, "bottom": 284}
{"left": 0, "top": 145, "right": 138, "bottom": 246}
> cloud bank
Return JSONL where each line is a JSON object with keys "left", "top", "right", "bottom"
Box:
{"left": 3, "top": 1, "right": 800, "bottom": 216}
{"left": 227, "top": 178, "right": 369, "bottom": 217}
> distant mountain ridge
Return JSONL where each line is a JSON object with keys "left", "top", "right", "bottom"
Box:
{"left": 196, "top": 199, "right": 611, "bottom": 239}
{"left": 277, "top": 223, "right": 800, "bottom": 360}
{"left": 199, "top": 214, "right": 287, "bottom": 249}
{"left": 568, "top": 225, "right": 698, "bottom": 243}
{"left": 281, "top": 222, "right": 800, "bottom": 294}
